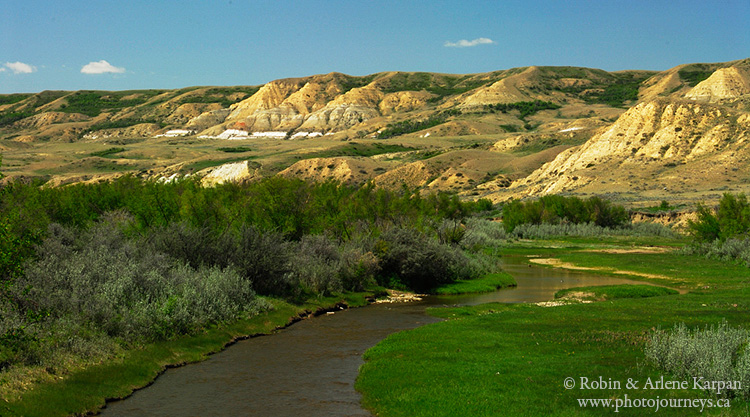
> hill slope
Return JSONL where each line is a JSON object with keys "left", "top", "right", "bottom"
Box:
{"left": 1, "top": 58, "right": 749, "bottom": 207}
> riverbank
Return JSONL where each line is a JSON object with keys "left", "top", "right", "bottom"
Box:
{"left": 432, "top": 272, "right": 516, "bottom": 295}
{"left": 356, "top": 237, "right": 750, "bottom": 416}
{"left": 0, "top": 293, "right": 372, "bottom": 417}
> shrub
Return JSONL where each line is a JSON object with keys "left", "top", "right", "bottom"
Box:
{"left": 288, "top": 235, "right": 344, "bottom": 296}
{"left": 147, "top": 223, "right": 295, "bottom": 297}
{"left": 688, "top": 193, "right": 750, "bottom": 243}
{"left": 435, "top": 219, "right": 467, "bottom": 246}
{"left": 501, "top": 195, "right": 629, "bottom": 233}
{"left": 338, "top": 242, "right": 379, "bottom": 292}
{"left": 680, "top": 237, "right": 750, "bottom": 267}
{"left": 645, "top": 321, "right": 750, "bottom": 399}
{"left": 229, "top": 225, "right": 293, "bottom": 296}
{"left": 461, "top": 217, "right": 507, "bottom": 251}
{"left": 375, "top": 227, "right": 478, "bottom": 291}
{"left": 16, "top": 218, "right": 264, "bottom": 343}
{"left": 146, "top": 222, "right": 235, "bottom": 270}
{"left": 509, "top": 221, "right": 676, "bottom": 239}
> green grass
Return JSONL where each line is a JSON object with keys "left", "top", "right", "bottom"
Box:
{"left": 554, "top": 284, "right": 679, "bottom": 301}
{"left": 501, "top": 236, "right": 749, "bottom": 290}
{"left": 88, "top": 147, "right": 126, "bottom": 158}
{"left": 432, "top": 272, "right": 516, "bottom": 295}
{"left": 1, "top": 293, "right": 372, "bottom": 417}
{"left": 555, "top": 250, "right": 750, "bottom": 290}
{"left": 358, "top": 292, "right": 750, "bottom": 416}
{"left": 357, "top": 238, "right": 750, "bottom": 416}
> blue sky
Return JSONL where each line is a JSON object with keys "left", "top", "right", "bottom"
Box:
{"left": 1, "top": 0, "right": 748, "bottom": 93}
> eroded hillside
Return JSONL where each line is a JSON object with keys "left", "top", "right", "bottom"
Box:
{"left": 1, "top": 58, "right": 749, "bottom": 206}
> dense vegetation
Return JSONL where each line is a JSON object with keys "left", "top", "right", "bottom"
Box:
{"left": 687, "top": 193, "right": 750, "bottom": 243}
{"left": 582, "top": 74, "right": 645, "bottom": 107}
{"left": 483, "top": 100, "right": 561, "bottom": 119}
{"left": 218, "top": 146, "right": 253, "bottom": 153}
{"left": 88, "top": 147, "right": 126, "bottom": 158}
{"left": 501, "top": 194, "right": 629, "bottom": 232}
{"left": 554, "top": 71, "right": 652, "bottom": 108}
{"left": 0, "top": 112, "right": 34, "bottom": 128}
{"left": 377, "top": 72, "right": 499, "bottom": 98}
{"left": 678, "top": 65, "right": 715, "bottom": 87}
{"left": 177, "top": 86, "right": 261, "bottom": 107}
{"left": 86, "top": 118, "right": 165, "bottom": 132}
{"left": 0, "top": 173, "right": 495, "bottom": 377}
{"left": 682, "top": 193, "right": 750, "bottom": 266}
{"left": 646, "top": 321, "right": 750, "bottom": 400}
{"left": 59, "top": 90, "right": 165, "bottom": 117}
{"left": 0, "top": 95, "right": 32, "bottom": 106}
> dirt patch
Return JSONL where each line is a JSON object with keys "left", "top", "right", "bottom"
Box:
{"left": 529, "top": 257, "right": 677, "bottom": 281}
{"left": 560, "top": 291, "right": 597, "bottom": 301}
{"left": 372, "top": 289, "right": 425, "bottom": 304}
{"left": 529, "top": 258, "right": 597, "bottom": 271}
{"left": 583, "top": 246, "right": 674, "bottom": 254}
{"left": 536, "top": 298, "right": 593, "bottom": 307}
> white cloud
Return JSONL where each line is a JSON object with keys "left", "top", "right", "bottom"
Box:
{"left": 81, "top": 60, "right": 126, "bottom": 74}
{"left": 444, "top": 38, "right": 495, "bottom": 48}
{"left": 4, "top": 61, "right": 37, "bottom": 74}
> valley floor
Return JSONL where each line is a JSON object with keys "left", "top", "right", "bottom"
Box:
{"left": 356, "top": 237, "right": 750, "bottom": 416}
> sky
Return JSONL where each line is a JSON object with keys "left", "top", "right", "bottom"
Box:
{"left": 1, "top": 0, "right": 749, "bottom": 94}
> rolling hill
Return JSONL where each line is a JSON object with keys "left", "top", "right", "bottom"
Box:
{"left": 1, "top": 58, "right": 749, "bottom": 207}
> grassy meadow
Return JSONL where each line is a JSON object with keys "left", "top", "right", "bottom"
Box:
{"left": 356, "top": 235, "right": 750, "bottom": 416}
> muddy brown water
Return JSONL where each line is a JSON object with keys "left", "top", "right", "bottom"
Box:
{"left": 101, "top": 257, "right": 667, "bottom": 416}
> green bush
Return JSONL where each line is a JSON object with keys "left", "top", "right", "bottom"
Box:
{"left": 461, "top": 218, "right": 507, "bottom": 251}
{"left": 17, "top": 218, "right": 263, "bottom": 342}
{"left": 1, "top": 214, "right": 268, "bottom": 369}
{"left": 338, "top": 243, "right": 379, "bottom": 292}
{"left": 688, "top": 193, "right": 750, "bottom": 244}
{"left": 289, "top": 235, "right": 344, "bottom": 297}
{"left": 229, "top": 225, "right": 293, "bottom": 296}
{"left": 146, "top": 222, "right": 235, "bottom": 271}
{"left": 501, "top": 195, "right": 629, "bottom": 232}
{"left": 483, "top": 100, "right": 561, "bottom": 119}
{"left": 645, "top": 321, "right": 750, "bottom": 399}
{"left": 375, "top": 227, "right": 479, "bottom": 291}
{"left": 88, "top": 147, "right": 127, "bottom": 158}
{"left": 680, "top": 237, "right": 750, "bottom": 267}
{"left": 508, "top": 221, "right": 675, "bottom": 239}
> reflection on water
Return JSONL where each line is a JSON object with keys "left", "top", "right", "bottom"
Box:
{"left": 101, "top": 256, "right": 663, "bottom": 417}
{"left": 426, "top": 256, "right": 662, "bottom": 306}
{"left": 102, "top": 302, "right": 439, "bottom": 417}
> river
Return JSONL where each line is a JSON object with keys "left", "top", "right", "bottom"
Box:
{"left": 101, "top": 257, "right": 661, "bottom": 416}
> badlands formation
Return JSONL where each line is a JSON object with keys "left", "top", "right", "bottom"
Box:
{"left": 1, "top": 58, "right": 749, "bottom": 207}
